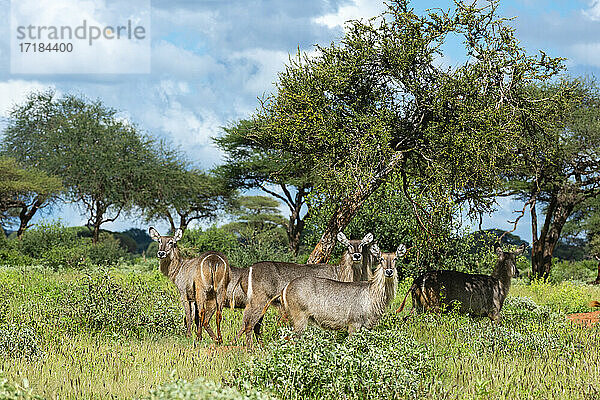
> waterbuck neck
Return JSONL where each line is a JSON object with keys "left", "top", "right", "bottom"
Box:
{"left": 491, "top": 259, "right": 512, "bottom": 293}
{"left": 159, "top": 246, "right": 183, "bottom": 281}
{"left": 368, "top": 265, "right": 398, "bottom": 321}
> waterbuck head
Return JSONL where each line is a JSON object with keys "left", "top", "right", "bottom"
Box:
{"left": 370, "top": 243, "right": 407, "bottom": 278}
{"left": 337, "top": 232, "right": 374, "bottom": 264}
{"left": 494, "top": 242, "right": 526, "bottom": 279}
{"left": 149, "top": 227, "right": 183, "bottom": 259}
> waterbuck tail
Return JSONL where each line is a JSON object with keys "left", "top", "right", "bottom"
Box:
{"left": 590, "top": 300, "right": 600, "bottom": 308}
{"left": 395, "top": 283, "right": 416, "bottom": 313}
{"left": 261, "top": 294, "right": 282, "bottom": 318}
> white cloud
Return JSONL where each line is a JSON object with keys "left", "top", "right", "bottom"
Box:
{"left": 583, "top": 0, "right": 600, "bottom": 21}
{"left": 313, "top": 0, "right": 386, "bottom": 28}
{"left": 569, "top": 42, "right": 600, "bottom": 67}
{"left": 0, "top": 79, "right": 52, "bottom": 116}
{"left": 10, "top": 0, "right": 150, "bottom": 74}
{"left": 152, "top": 40, "right": 225, "bottom": 77}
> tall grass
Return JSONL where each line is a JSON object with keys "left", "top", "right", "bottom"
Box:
{"left": 1, "top": 267, "right": 600, "bottom": 399}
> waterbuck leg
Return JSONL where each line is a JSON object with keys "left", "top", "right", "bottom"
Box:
{"left": 215, "top": 305, "right": 223, "bottom": 345}
{"left": 181, "top": 295, "right": 192, "bottom": 337}
{"left": 253, "top": 315, "right": 264, "bottom": 345}
{"left": 202, "top": 300, "right": 218, "bottom": 343}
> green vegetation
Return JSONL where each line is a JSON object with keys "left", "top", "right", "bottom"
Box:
{"left": 0, "top": 262, "right": 599, "bottom": 399}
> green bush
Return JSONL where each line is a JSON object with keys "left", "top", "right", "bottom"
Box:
{"left": 180, "top": 227, "right": 296, "bottom": 269}
{"left": 0, "top": 376, "right": 43, "bottom": 400}
{"left": 143, "top": 376, "right": 274, "bottom": 400}
{"left": 230, "top": 327, "right": 435, "bottom": 400}
{"left": 19, "top": 221, "right": 78, "bottom": 259}
{"left": 60, "top": 270, "right": 182, "bottom": 337}
{"left": 548, "top": 259, "right": 597, "bottom": 283}
{"left": 13, "top": 222, "right": 130, "bottom": 270}
{"left": 0, "top": 323, "right": 41, "bottom": 360}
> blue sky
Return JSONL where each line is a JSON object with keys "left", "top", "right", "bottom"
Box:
{"left": 1, "top": 0, "right": 599, "bottom": 242}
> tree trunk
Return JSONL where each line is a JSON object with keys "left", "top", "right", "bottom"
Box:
{"left": 92, "top": 201, "right": 104, "bottom": 245}
{"left": 307, "top": 182, "right": 383, "bottom": 264}
{"left": 287, "top": 187, "right": 308, "bottom": 256}
{"left": 16, "top": 197, "right": 45, "bottom": 239}
{"left": 530, "top": 188, "right": 576, "bottom": 280}
{"left": 591, "top": 257, "right": 600, "bottom": 285}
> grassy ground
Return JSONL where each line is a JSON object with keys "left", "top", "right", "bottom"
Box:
{"left": 1, "top": 266, "right": 600, "bottom": 399}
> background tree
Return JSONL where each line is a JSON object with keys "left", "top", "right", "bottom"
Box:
{"left": 0, "top": 157, "right": 62, "bottom": 237}
{"left": 2, "top": 91, "right": 162, "bottom": 243}
{"left": 507, "top": 78, "right": 600, "bottom": 280}
{"left": 241, "top": 0, "right": 564, "bottom": 263}
{"left": 1, "top": 91, "right": 64, "bottom": 237}
{"left": 141, "top": 159, "right": 234, "bottom": 234}
{"left": 215, "top": 119, "right": 315, "bottom": 254}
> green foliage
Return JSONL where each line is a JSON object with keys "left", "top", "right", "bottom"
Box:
{"left": 144, "top": 376, "right": 274, "bottom": 400}
{"left": 231, "top": 327, "right": 435, "bottom": 400}
{"left": 0, "top": 376, "right": 43, "bottom": 400}
{"left": 1, "top": 91, "right": 170, "bottom": 241}
{"left": 179, "top": 226, "right": 296, "bottom": 269}
{"left": 0, "top": 268, "right": 182, "bottom": 338}
{"left": 15, "top": 222, "right": 130, "bottom": 269}
{"left": 60, "top": 270, "right": 181, "bottom": 337}
{"left": 548, "top": 259, "right": 597, "bottom": 283}
{"left": 0, "top": 324, "right": 41, "bottom": 360}
{"left": 525, "top": 280, "right": 591, "bottom": 313}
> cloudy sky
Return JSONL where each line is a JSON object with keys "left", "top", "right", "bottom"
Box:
{"left": 1, "top": 0, "right": 599, "bottom": 241}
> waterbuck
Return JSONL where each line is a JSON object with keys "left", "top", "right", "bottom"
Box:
{"left": 396, "top": 243, "right": 525, "bottom": 322}
{"left": 149, "top": 227, "right": 230, "bottom": 343}
{"left": 279, "top": 243, "right": 406, "bottom": 335}
{"left": 236, "top": 232, "right": 375, "bottom": 345}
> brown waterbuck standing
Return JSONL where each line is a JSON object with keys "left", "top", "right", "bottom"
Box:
{"left": 279, "top": 243, "right": 406, "bottom": 335}
{"left": 236, "top": 232, "right": 376, "bottom": 346}
{"left": 396, "top": 243, "right": 525, "bottom": 322}
{"left": 149, "top": 227, "right": 230, "bottom": 343}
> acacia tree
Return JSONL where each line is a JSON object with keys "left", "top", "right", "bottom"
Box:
{"left": 506, "top": 79, "right": 600, "bottom": 280}
{"left": 214, "top": 120, "right": 315, "bottom": 255}
{"left": 0, "top": 157, "right": 62, "bottom": 237}
{"left": 1, "top": 91, "right": 64, "bottom": 237}
{"left": 243, "top": 0, "right": 564, "bottom": 263}
{"left": 3, "top": 91, "right": 161, "bottom": 243}
{"left": 141, "top": 158, "right": 234, "bottom": 234}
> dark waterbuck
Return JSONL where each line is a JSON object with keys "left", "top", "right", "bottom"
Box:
{"left": 149, "top": 227, "right": 230, "bottom": 343}
{"left": 236, "top": 232, "right": 376, "bottom": 346}
{"left": 279, "top": 243, "right": 406, "bottom": 335}
{"left": 396, "top": 243, "right": 525, "bottom": 322}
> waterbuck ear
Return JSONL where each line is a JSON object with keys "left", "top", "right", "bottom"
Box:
{"left": 515, "top": 243, "right": 527, "bottom": 256}
{"left": 337, "top": 232, "right": 350, "bottom": 246}
{"left": 396, "top": 244, "right": 407, "bottom": 258}
{"left": 149, "top": 227, "right": 161, "bottom": 242}
{"left": 173, "top": 229, "right": 183, "bottom": 242}
{"left": 361, "top": 233, "right": 374, "bottom": 245}
{"left": 370, "top": 243, "right": 381, "bottom": 258}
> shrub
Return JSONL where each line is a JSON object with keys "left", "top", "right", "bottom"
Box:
{"left": 230, "top": 326, "right": 435, "bottom": 400}
{"left": 527, "top": 280, "right": 590, "bottom": 313}
{"left": 19, "top": 221, "right": 78, "bottom": 259}
{"left": 548, "top": 259, "right": 597, "bottom": 283}
{"left": 0, "top": 376, "right": 43, "bottom": 400}
{"left": 60, "top": 270, "right": 181, "bottom": 337}
{"left": 0, "top": 323, "right": 41, "bottom": 360}
{"left": 143, "top": 376, "right": 274, "bottom": 400}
